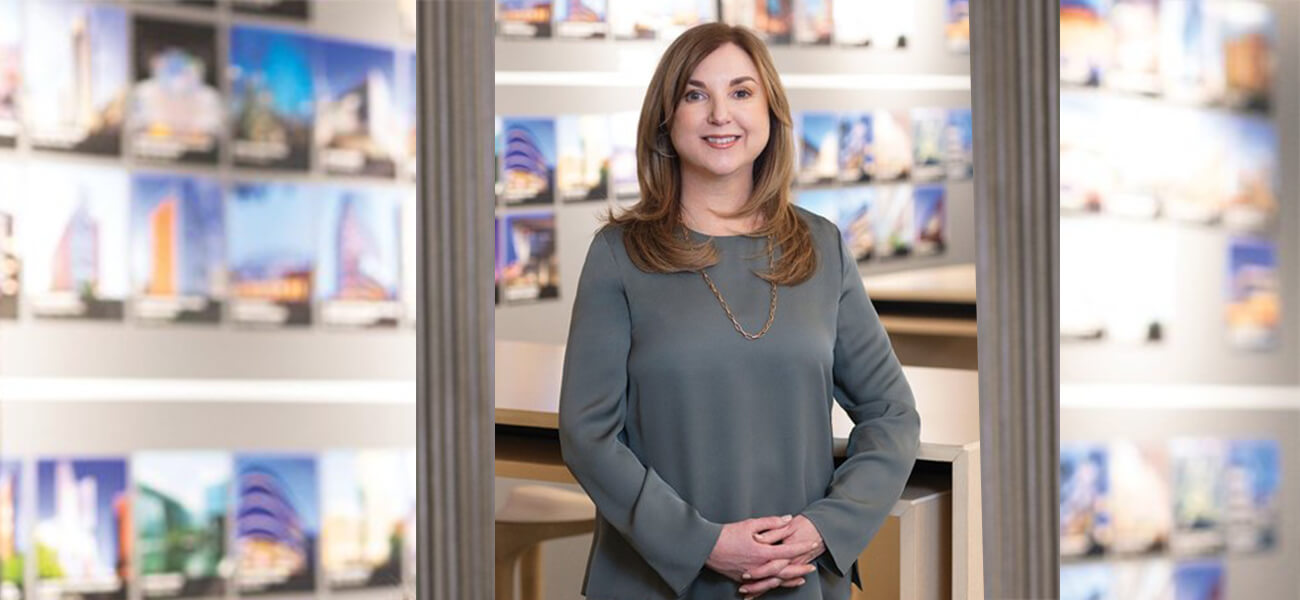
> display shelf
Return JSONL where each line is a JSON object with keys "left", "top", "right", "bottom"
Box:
{"left": 1061, "top": 382, "right": 1300, "bottom": 411}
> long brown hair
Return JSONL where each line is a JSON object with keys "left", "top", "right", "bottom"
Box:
{"left": 606, "top": 23, "right": 816, "bottom": 286}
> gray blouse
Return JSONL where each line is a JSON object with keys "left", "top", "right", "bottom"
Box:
{"left": 558, "top": 207, "right": 921, "bottom": 599}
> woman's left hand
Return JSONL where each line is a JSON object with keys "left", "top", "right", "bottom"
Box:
{"left": 735, "top": 515, "right": 825, "bottom": 598}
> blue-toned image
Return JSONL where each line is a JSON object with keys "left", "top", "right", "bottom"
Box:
{"left": 1060, "top": 442, "right": 1109, "bottom": 557}
{"left": 315, "top": 187, "right": 402, "bottom": 327}
{"left": 912, "top": 108, "right": 946, "bottom": 181}
{"left": 25, "top": 2, "right": 129, "bottom": 155}
{"left": 397, "top": 50, "right": 417, "bottom": 180}
{"left": 794, "top": 0, "right": 832, "bottom": 45}
{"left": 234, "top": 454, "right": 319, "bottom": 596}
{"left": 838, "top": 186, "right": 876, "bottom": 263}
{"left": 35, "top": 458, "right": 129, "bottom": 600}
{"left": 316, "top": 38, "right": 399, "bottom": 178}
{"left": 230, "top": 25, "right": 316, "bottom": 171}
{"left": 1174, "top": 559, "right": 1224, "bottom": 600}
{"left": 502, "top": 212, "right": 558, "bottom": 302}
{"left": 1060, "top": 563, "right": 1113, "bottom": 600}
{"left": 1225, "top": 237, "right": 1278, "bottom": 351}
{"left": 501, "top": 117, "right": 557, "bottom": 205}
{"left": 838, "top": 112, "right": 872, "bottom": 183}
{"left": 944, "top": 108, "right": 974, "bottom": 180}
{"left": 913, "top": 185, "right": 945, "bottom": 256}
{"left": 130, "top": 173, "right": 225, "bottom": 324}
{"left": 794, "top": 188, "right": 838, "bottom": 223}
{"left": 1225, "top": 438, "right": 1279, "bottom": 552}
{"left": 798, "top": 112, "right": 838, "bottom": 185}
{"left": 232, "top": 0, "right": 310, "bottom": 20}
{"left": 227, "top": 182, "right": 315, "bottom": 326}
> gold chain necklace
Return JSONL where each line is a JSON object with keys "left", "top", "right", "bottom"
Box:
{"left": 683, "top": 225, "right": 778, "bottom": 341}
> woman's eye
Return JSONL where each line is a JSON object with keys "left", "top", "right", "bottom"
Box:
{"left": 734, "top": 89, "right": 752, "bottom": 99}
{"left": 685, "top": 90, "right": 704, "bottom": 101}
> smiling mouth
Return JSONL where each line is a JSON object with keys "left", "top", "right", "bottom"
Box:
{"left": 704, "top": 135, "right": 740, "bottom": 148}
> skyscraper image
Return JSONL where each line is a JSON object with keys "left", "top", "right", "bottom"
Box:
{"left": 50, "top": 198, "right": 99, "bottom": 296}
{"left": 146, "top": 197, "right": 177, "bottom": 297}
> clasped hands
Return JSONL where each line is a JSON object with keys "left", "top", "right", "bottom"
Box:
{"left": 705, "top": 514, "right": 824, "bottom": 599}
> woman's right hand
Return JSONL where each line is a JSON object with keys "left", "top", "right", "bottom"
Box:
{"left": 704, "top": 515, "right": 820, "bottom": 587}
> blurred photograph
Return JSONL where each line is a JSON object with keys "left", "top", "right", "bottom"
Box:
{"left": 133, "top": 452, "right": 231, "bottom": 599}
{"left": 556, "top": 114, "right": 612, "bottom": 203}
{"left": 233, "top": 454, "right": 319, "bottom": 596}
{"left": 0, "top": 0, "right": 18, "bottom": 147}
{"left": 315, "top": 38, "right": 400, "bottom": 178}
{"left": 499, "top": 117, "right": 557, "bottom": 205}
{"left": 320, "top": 450, "right": 406, "bottom": 591}
{"left": 229, "top": 25, "right": 316, "bottom": 172}
{"left": 314, "top": 186, "right": 403, "bottom": 328}
{"left": 501, "top": 212, "right": 559, "bottom": 302}
{"left": 129, "top": 173, "right": 225, "bottom": 324}
{"left": 1060, "top": 442, "right": 1110, "bottom": 557}
{"left": 34, "top": 458, "right": 129, "bottom": 600}
{"left": 227, "top": 182, "right": 315, "bottom": 327}
{"left": 128, "top": 17, "right": 222, "bottom": 164}
{"left": 24, "top": 2, "right": 128, "bottom": 156}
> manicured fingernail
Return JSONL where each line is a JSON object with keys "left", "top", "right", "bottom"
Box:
{"left": 781, "top": 514, "right": 792, "bottom": 521}
{"left": 797, "top": 578, "right": 806, "bottom": 585}
{"left": 741, "top": 573, "right": 751, "bottom": 580}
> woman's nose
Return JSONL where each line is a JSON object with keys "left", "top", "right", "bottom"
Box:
{"left": 708, "top": 100, "right": 731, "bottom": 125}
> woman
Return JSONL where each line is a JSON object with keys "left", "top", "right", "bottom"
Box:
{"left": 558, "top": 23, "right": 920, "bottom": 600}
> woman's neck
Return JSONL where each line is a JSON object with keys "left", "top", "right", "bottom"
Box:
{"left": 678, "top": 167, "right": 762, "bottom": 236}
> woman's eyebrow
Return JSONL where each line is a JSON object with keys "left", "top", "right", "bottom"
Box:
{"left": 686, "top": 76, "right": 758, "bottom": 88}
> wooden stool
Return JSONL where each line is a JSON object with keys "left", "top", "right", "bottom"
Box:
{"left": 495, "top": 485, "right": 596, "bottom": 600}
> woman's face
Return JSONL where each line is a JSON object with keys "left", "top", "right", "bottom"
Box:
{"left": 669, "top": 42, "right": 771, "bottom": 182}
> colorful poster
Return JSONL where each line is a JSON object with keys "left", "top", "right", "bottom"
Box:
{"left": 1060, "top": 442, "right": 1109, "bottom": 557}
{"left": 1215, "top": 1, "right": 1273, "bottom": 112}
{"left": 912, "top": 185, "right": 945, "bottom": 256}
{"left": 837, "top": 112, "right": 871, "bottom": 183}
{"left": 872, "top": 185, "right": 912, "bottom": 259}
{"left": 946, "top": 0, "right": 970, "bottom": 52}
{"left": 660, "top": 0, "right": 716, "bottom": 39}
{"left": 493, "top": 216, "right": 502, "bottom": 305}
{"left": 231, "top": 0, "right": 310, "bottom": 20}
{"left": 315, "top": 186, "right": 403, "bottom": 328}
{"left": 720, "top": 0, "right": 756, "bottom": 30}
{"left": 869, "top": 110, "right": 912, "bottom": 182}
{"left": 0, "top": 461, "right": 24, "bottom": 600}
{"left": 500, "top": 117, "right": 557, "bottom": 205}
{"left": 320, "top": 450, "right": 406, "bottom": 590}
{"left": 1225, "top": 237, "right": 1278, "bottom": 351}
{"left": 497, "top": 1, "right": 552, "bottom": 38}
{"left": 609, "top": 111, "right": 639, "bottom": 199}
{"left": 911, "top": 108, "right": 946, "bottom": 182}
{"left": 34, "top": 458, "right": 128, "bottom": 600}
{"left": 494, "top": 116, "right": 504, "bottom": 200}
{"left": 134, "top": 452, "right": 230, "bottom": 599}
{"left": 315, "top": 38, "right": 400, "bottom": 178}
{"left": 797, "top": 112, "right": 838, "bottom": 186}
{"left": 229, "top": 25, "right": 316, "bottom": 172}
{"left": 1061, "top": 0, "right": 1111, "bottom": 86}
{"left": 794, "top": 0, "right": 832, "bottom": 45}
{"left": 227, "top": 182, "right": 314, "bottom": 327}
{"left": 0, "top": 163, "right": 19, "bottom": 320}
{"left": 556, "top": 114, "right": 611, "bottom": 203}
{"left": 1106, "top": 0, "right": 1161, "bottom": 94}
{"left": 1060, "top": 564, "right": 1114, "bottom": 600}
{"left": 129, "top": 17, "right": 222, "bottom": 164}
{"left": 1224, "top": 438, "right": 1279, "bottom": 552}
{"left": 233, "top": 454, "right": 318, "bottom": 596}
{"left": 555, "top": 0, "right": 608, "bottom": 39}
{"left": 1059, "top": 92, "right": 1113, "bottom": 214}
{"left": 130, "top": 173, "right": 225, "bottom": 324}
{"left": 24, "top": 2, "right": 128, "bottom": 155}
{"left": 0, "top": 0, "right": 19, "bottom": 147}
{"left": 1173, "top": 560, "right": 1224, "bottom": 600}
{"left": 1216, "top": 113, "right": 1276, "bottom": 231}
{"left": 944, "top": 108, "right": 974, "bottom": 180}
{"left": 1170, "top": 438, "right": 1227, "bottom": 555}
{"left": 24, "top": 163, "right": 128, "bottom": 321}
{"left": 754, "top": 0, "right": 793, "bottom": 45}
{"left": 397, "top": 50, "right": 417, "bottom": 181}
{"left": 502, "top": 212, "right": 558, "bottom": 302}
{"left": 838, "top": 186, "right": 875, "bottom": 263}
{"left": 1114, "top": 561, "right": 1174, "bottom": 600}
{"left": 1108, "top": 441, "right": 1172, "bottom": 555}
